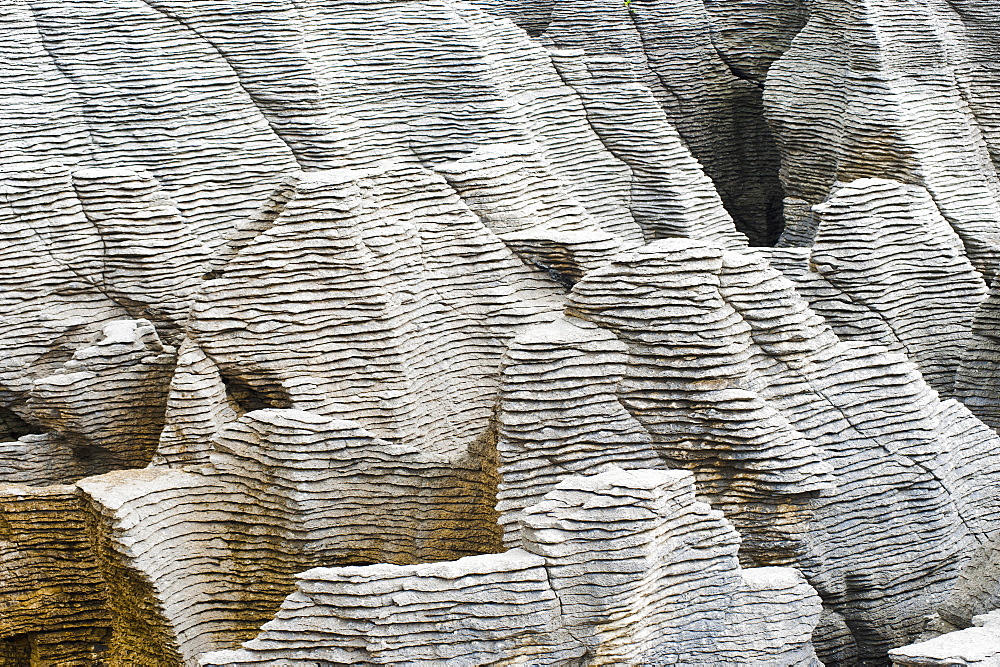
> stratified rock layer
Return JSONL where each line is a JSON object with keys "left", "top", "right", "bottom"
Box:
{"left": 73, "top": 410, "right": 500, "bottom": 664}
{"left": 2, "top": 0, "right": 1000, "bottom": 664}
{"left": 497, "top": 239, "right": 1000, "bottom": 661}
{"left": 480, "top": 0, "right": 786, "bottom": 244}
{"left": 0, "top": 165, "right": 201, "bottom": 483}
{"left": 761, "top": 178, "right": 988, "bottom": 396}
{"left": 956, "top": 276, "right": 1000, "bottom": 432}
{"left": 199, "top": 467, "right": 822, "bottom": 666}
{"left": 174, "top": 165, "right": 560, "bottom": 462}
{"left": 764, "top": 0, "right": 1000, "bottom": 277}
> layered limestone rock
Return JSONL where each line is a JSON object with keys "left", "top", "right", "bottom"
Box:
{"left": 933, "top": 534, "right": 1000, "bottom": 637}
{"left": 701, "top": 0, "right": 809, "bottom": 84}
{"left": 477, "top": 0, "right": 785, "bottom": 244}
{"left": 0, "top": 485, "right": 108, "bottom": 664}
{"left": 496, "top": 239, "right": 1000, "bottom": 661}
{"left": 199, "top": 467, "right": 823, "bottom": 666}
{"left": 956, "top": 277, "right": 1000, "bottom": 432}
{"left": 760, "top": 179, "right": 988, "bottom": 396}
{"left": 0, "top": 0, "right": 770, "bottom": 496}
{"left": 1, "top": 1, "right": 297, "bottom": 243}
{"left": 22, "top": 320, "right": 175, "bottom": 481}
{"left": 3, "top": 0, "right": 1000, "bottom": 664}
{"left": 0, "top": 165, "right": 205, "bottom": 484}
{"left": 0, "top": 162, "right": 558, "bottom": 662}
{"left": 72, "top": 410, "right": 500, "bottom": 664}
{"left": 764, "top": 0, "right": 1000, "bottom": 277}
{"left": 171, "top": 165, "right": 561, "bottom": 462}
{"left": 545, "top": 50, "right": 751, "bottom": 249}
{"left": 7, "top": 0, "right": 746, "bottom": 255}
{"left": 890, "top": 611, "right": 1000, "bottom": 666}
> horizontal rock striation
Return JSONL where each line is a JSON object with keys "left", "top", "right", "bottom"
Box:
{"left": 761, "top": 178, "right": 988, "bottom": 397}
{"left": 487, "top": 0, "right": 787, "bottom": 244}
{"left": 2, "top": 1, "right": 297, "bottom": 245}
{"left": 0, "top": 485, "right": 109, "bottom": 663}
{"left": 174, "top": 165, "right": 561, "bottom": 463}
{"left": 0, "top": 165, "right": 205, "bottom": 484}
{"left": 69, "top": 410, "right": 501, "bottom": 664}
{"left": 546, "top": 50, "right": 751, "bottom": 249}
{"left": 199, "top": 467, "right": 822, "bottom": 666}
{"left": 956, "top": 276, "right": 1000, "bottom": 432}
{"left": 497, "top": 239, "right": 1000, "bottom": 661}
{"left": 764, "top": 0, "right": 1000, "bottom": 277}
{"left": 701, "top": 0, "right": 809, "bottom": 85}
{"left": 2, "top": 0, "right": 1000, "bottom": 664}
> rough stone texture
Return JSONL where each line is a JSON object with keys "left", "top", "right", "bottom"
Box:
{"left": 173, "top": 165, "right": 561, "bottom": 463}
{"left": 0, "top": 485, "right": 109, "bottom": 664}
{"left": 546, "top": 50, "right": 751, "bottom": 249}
{"left": 0, "top": 164, "right": 199, "bottom": 483}
{"left": 701, "top": 0, "right": 809, "bottom": 84}
{"left": 956, "top": 275, "right": 1000, "bottom": 432}
{"left": 890, "top": 610, "right": 1000, "bottom": 666}
{"left": 1, "top": 1, "right": 297, "bottom": 244}
{"left": 199, "top": 467, "right": 822, "bottom": 666}
{"left": 497, "top": 239, "right": 1000, "bottom": 662}
{"left": 489, "top": 0, "right": 787, "bottom": 245}
{"left": 2, "top": 0, "right": 1000, "bottom": 665}
{"left": 760, "top": 179, "right": 988, "bottom": 396}
{"left": 763, "top": 0, "right": 1000, "bottom": 278}
{"left": 71, "top": 410, "right": 500, "bottom": 664}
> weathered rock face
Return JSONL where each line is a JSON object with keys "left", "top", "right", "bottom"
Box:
{"left": 956, "top": 278, "right": 1000, "bottom": 431}
{"left": 760, "top": 178, "right": 989, "bottom": 397}
{"left": 497, "top": 239, "right": 1000, "bottom": 662}
{"left": 199, "top": 467, "right": 823, "bottom": 666}
{"left": 76, "top": 410, "right": 501, "bottom": 664}
{"left": 3, "top": 0, "right": 747, "bottom": 487}
{"left": 476, "top": 0, "right": 787, "bottom": 244}
{"left": 174, "top": 165, "right": 562, "bottom": 462}
{"left": 3, "top": 0, "right": 1000, "bottom": 665}
{"left": 2, "top": 2, "right": 297, "bottom": 243}
{"left": 890, "top": 610, "right": 1000, "bottom": 666}
{"left": 0, "top": 164, "right": 204, "bottom": 483}
{"left": 763, "top": 0, "right": 1000, "bottom": 278}
{"left": 701, "top": 0, "right": 809, "bottom": 84}
{"left": 0, "top": 485, "right": 109, "bottom": 665}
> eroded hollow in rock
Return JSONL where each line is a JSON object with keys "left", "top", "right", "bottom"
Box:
{"left": 0, "top": 407, "right": 36, "bottom": 442}
{"left": 221, "top": 374, "right": 292, "bottom": 416}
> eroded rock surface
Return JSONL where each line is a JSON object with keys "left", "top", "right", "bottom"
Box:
{"left": 2, "top": 0, "right": 1000, "bottom": 665}
{"left": 479, "top": 0, "right": 787, "bottom": 244}
{"left": 497, "top": 239, "right": 1000, "bottom": 661}
{"left": 890, "top": 610, "right": 1000, "bottom": 666}
{"left": 199, "top": 467, "right": 823, "bottom": 666}
{"left": 760, "top": 178, "right": 988, "bottom": 396}
{"left": 764, "top": 0, "right": 1000, "bottom": 278}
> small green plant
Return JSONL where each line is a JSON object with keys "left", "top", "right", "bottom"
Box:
{"left": 623, "top": 0, "right": 634, "bottom": 10}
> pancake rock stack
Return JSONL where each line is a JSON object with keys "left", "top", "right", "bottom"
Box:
{"left": 198, "top": 467, "right": 822, "bottom": 666}
{"left": 496, "top": 239, "right": 1000, "bottom": 662}
{"left": 956, "top": 281, "right": 1000, "bottom": 431}
{"left": 889, "top": 609, "right": 1000, "bottom": 666}
{"left": 763, "top": 0, "right": 1000, "bottom": 277}
{"left": 475, "top": 0, "right": 786, "bottom": 246}
{"left": 2, "top": 0, "right": 1000, "bottom": 665}
{"left": 758, "top": 179, "right": 989, "bottom": 396}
